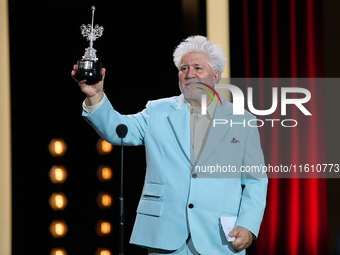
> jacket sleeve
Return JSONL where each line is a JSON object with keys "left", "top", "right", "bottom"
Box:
{"left": 82, "top": 94, "right": 150, "bottom": 146}
{"left": 236, "top": 125, "right": 268, "bottom": 238}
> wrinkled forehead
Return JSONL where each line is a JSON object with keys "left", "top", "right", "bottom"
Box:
{"left": 180, "top": 52, "right": 209, "bottom": 65}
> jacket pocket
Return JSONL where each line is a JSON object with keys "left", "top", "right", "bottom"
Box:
{"left": 142, "top": 182, "right": 164, "bottom": 198}
{"left": 220, "top": 212, "right": 238, "bottom": 218}
{"left": 218, "top": 143, "right": 242, "bottom": 150}
{"left": 137, "top": 199, "right": 163, "bottom": 217}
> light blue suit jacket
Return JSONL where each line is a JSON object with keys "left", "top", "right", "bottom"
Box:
{"left": 83, "top": 94, "right": 268, "bottom": 255}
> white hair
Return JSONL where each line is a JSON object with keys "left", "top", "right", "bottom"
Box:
{"left": 173, "top": 35, "right": 227, "bottom": 75}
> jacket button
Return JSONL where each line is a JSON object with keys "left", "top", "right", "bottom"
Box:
{"left": 188, "top": 203, "right": 194, "bottom": 209}
{"left": 192, "top": 173, "right": 197, "bottom": 178}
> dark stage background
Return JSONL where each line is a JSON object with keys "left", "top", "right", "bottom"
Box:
{"left": 9, "top": 0, "right": 200, "bottom": 254}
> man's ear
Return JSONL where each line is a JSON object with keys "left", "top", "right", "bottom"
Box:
{"left": 213, "top": 70, "right": 220, "bottom": 83}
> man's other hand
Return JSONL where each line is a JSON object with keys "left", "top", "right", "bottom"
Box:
{"left": 228, "top": 226, "right": 253, "bottom": 251}
{"left": 71, "top": 64, "right": 106, "bottom": 105}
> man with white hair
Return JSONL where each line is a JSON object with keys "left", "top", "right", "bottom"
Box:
{"left": 72, "top": 36, "right": 267, "bottom": 255}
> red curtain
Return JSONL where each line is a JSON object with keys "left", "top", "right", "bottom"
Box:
{"left": 239, "top": 1, "right": 329, "bottom": 254}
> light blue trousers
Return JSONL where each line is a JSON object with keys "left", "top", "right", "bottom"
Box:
{"left": 148, "top": 235, "right": 200, "bottom": 255}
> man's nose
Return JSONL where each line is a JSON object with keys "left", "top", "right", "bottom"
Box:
{"left": 186, "top": 67, "right": 196, "bottom": 79}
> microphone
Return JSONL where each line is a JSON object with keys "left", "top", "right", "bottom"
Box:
{"left": 116, "top": 123, "right": 128, "bottom": 255}
{"left": 116, "top": 124, "right": 128, "bottom": 138}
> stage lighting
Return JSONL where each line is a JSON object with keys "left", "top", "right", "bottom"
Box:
{"left": 49, "top": 220, "right": 68, "bottom": 238}
{"left": 95, "top": 248, "right": 112, "bottom": 255}
{"left": 48, "top": 138, "right": 67, "bottom": 157}
{"left": 95, "top": 220, "right": 111, "bottom": 236}
{"left": 96, "top": 192, "right": 113, "bottom": 209}
{"left": 96, "top": 138, "right": 113, "bottom": 155}
{"left": 96, "top": 165, "right": 113, "bottom": 182}
{"left": 50, "top": 248, "right": 67, "bottom": 255}
{"left": 49, "top": 192, "right": 68, "bottom": 211}
{"left": 49, "top": 165, "right": 68, "bottom": 184}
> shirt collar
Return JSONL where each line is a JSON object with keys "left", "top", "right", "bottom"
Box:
{"left": 187, "top": 95, "right": 217, "bottom": 119}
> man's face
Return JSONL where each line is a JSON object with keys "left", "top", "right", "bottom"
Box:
{"left": 178, "top": 52, "right": 220, "bottom": 102}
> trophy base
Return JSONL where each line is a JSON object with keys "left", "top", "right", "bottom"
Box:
{"left": 74, "top": 60, "right": 102, "bottom": 83}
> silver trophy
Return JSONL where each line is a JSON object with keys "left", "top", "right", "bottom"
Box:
{"left": 74, "top": 6, "right": 104, "bottom": 82}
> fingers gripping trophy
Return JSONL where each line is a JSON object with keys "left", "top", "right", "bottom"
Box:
{"left": 74, "top": 6, "right": 104, "bottom": 83}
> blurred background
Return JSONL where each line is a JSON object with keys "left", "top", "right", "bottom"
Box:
{"left": 1, "top": 0, "right": 340, "bottom": 254}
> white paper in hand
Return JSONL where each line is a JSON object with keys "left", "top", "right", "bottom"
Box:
{"left": 220, "top": 216, "right": 238, "bottom": 242}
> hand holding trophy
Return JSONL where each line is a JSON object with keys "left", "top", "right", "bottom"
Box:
{"left": 74, "top": 6, "right": 104, "bottom": 83}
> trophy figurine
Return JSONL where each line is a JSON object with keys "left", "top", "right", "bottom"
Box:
{"left": 74, "top": 6, "right": 104, "bottom": 83}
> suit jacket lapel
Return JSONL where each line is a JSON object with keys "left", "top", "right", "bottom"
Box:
{"left": 196, "top": 97, "right": 233, "bottom": 165}
{"left": 167, "top": 95, "right": 192, "bottom": 166}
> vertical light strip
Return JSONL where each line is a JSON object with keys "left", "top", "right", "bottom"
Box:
{"left": 207, "top": 0, "right": 230, "bottom": 101}
{"left": 201, "top": 94, "right": 207, "bottom": 115}
{"left": 0, "top": 0, "right": 11, "bottom": 254}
